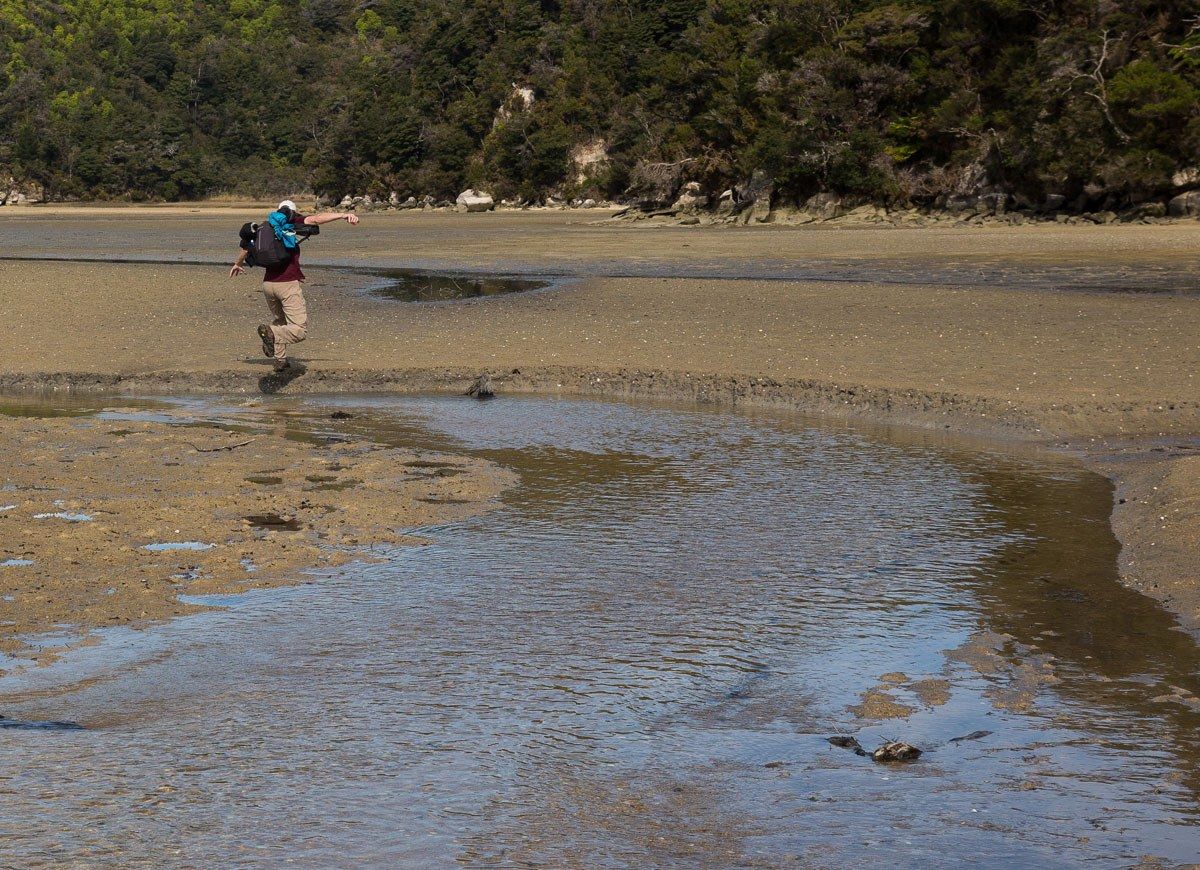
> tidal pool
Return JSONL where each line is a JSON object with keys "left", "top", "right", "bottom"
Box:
{"left": 32, "top": 512, "right": 93, "bottom": 523}
{"left": 0, "top": 395, "right": 1197, "bottom": 867}
{"left": 361, "top": 269, "right": 551, "bottom": 302}
{"left": 141, "top": 542, "right": 214, "bottom": 553}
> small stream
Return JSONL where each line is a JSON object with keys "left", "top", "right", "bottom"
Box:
{"left": 0, "top": 395, "right": 1197, "bottom": 867}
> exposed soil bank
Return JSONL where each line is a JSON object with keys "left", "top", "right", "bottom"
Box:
{"left": 1099, "top": 449, "right": 1200, "bottom": 639}
{"left": 1, "top": 211, "right": 1198, "bottom": 636}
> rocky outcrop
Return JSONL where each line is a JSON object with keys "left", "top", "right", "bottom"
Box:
{"left": 0, "top": 179, "right": 43, "bottom": 206}
{"left": 1041, "top": 193, "right": 1067, "bottom": 212}
{"left": 942, "top": 191, "right": 1008, "bottom": 216}
{"left": 626, "top": 159, "right": 693, "bottom": 209}
{"left": 1124, "top": 201, "right": 1167, "bottom": 220}
{"left": 334, "top": 194, "right": 393, "bottom": 212}
{"left": 570, "top": 139, "right": 609, "bottom": 187}
{"left": 672, "top": 181, "right": 708, "bottom": 214}
{"left": 317, "top": 159, "right": 1200, "bottom": 223}
{"left": 1172, "top": 167, "right": 1200, "bottom": 190}
{"left": 493, "top": 84, "right": 535, "bottom": 127}
{"left": 456, "top": 189, "right": 495, "bottom": 212}
{"left": 803, "top": 192, "right": 843, "bottom": 220}
{"left": 1168, "top": 191, "right": 1200, "bottom": 218}
{"left": 735, "top": 170, "right": 774, "bottom": 223}
{"left": 331, "top": 180, "right": 1199, "bottom": 223}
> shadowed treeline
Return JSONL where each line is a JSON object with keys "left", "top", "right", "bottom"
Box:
{"left": 1, "top": 0, "right": 1196, "bottom": 208}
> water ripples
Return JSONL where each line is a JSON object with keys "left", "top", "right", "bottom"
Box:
{"left": 0, "top": 396, "right": 1197, "bottom": 866}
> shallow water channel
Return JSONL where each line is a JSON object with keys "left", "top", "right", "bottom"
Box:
{"left": 0, "top": 395, "right": 1198, "bottom": 867}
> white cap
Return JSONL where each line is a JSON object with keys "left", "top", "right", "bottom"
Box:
{"left": 278, "top": 199, "right": 297, "bottom": 212}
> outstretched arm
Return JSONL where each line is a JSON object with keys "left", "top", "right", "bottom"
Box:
{"left": 304, "top": 212, "right": 360, "bottom": 226}
{"left": 229, "top": 248, "right": 248, "bottom": 277}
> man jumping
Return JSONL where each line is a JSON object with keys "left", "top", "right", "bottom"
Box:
{"left": 229, "top": 200, "right": 360, "bottom": 371}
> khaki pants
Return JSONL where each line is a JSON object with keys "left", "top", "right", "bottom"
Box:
{"left": 262, "top": 280, "right": 308, "bottom": 361}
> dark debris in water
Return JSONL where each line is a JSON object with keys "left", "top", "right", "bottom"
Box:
{"left": 871, "top": 741, "right": 922, "bottom": 763}
{"left": 828, "top": 735, "right": 868, "bottom": 757}
{"left": 949, "top": 730, "right": 993, "bottom": 743}
{"left": 1045, "top": 586, "right": 1090, "bottom": 603}
{"left": 0, "top": 716, "right": 84, "bottom": 731}
{"left": 330, "top": 411, "right": 354, "bottom": 420}
{"left": 828, "top": 735, "right": 923, "bottom": 762}
{"left": 465, "top": 374, "right": 495, "bottom": 400}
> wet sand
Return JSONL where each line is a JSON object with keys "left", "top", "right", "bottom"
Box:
{"left": 0, "top": 406, "right": 511, "bottom": 658}
{"left": 1, "top": 209, "right": 1198, "bottom": 635}
{"left": 8, "top": 204, "right": 1200, "bottom": 280}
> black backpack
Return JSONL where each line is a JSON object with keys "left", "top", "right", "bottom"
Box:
{"left": 239, "top": 221, "right": 288, "bottom": 269}
{"left": 239, "top": 216, "right": 318, "bottom": 269}
{"left": 257, "top": 221, "right": 294, "bottom": 268}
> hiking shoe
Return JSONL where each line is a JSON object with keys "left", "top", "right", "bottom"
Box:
{"left": 257, "top": 324, "right": 275, "bottom": 358}
{"left": 273, "top": 359, "right": 292, "bottom": 373}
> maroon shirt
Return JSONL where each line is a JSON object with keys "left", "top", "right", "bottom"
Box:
{"left": 264, "top": 213, "right": 308, "bottom": 283}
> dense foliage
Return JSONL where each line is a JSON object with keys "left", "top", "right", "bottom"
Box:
{"left": 1, "top": 0, "right": 1197, "bottom": 207}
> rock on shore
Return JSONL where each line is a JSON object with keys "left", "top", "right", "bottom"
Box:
{"left": 456, "top": 189, "right": 495, "bottom": 213}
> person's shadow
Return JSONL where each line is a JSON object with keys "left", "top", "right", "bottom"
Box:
{"left": 258, "top": 362, "right": 308, "bottom": 394}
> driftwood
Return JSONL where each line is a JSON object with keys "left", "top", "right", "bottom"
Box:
{"left": 186, "top": 438, "right": 257, "bottom": 453}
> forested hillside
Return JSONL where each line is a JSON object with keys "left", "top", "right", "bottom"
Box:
{"left": 1, "top": 0, "right": 1197, "bottom": 210}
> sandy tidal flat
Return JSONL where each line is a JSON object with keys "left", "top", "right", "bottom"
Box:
{"left": 1, "top": 209, "right": 1198, "bottom": 635}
